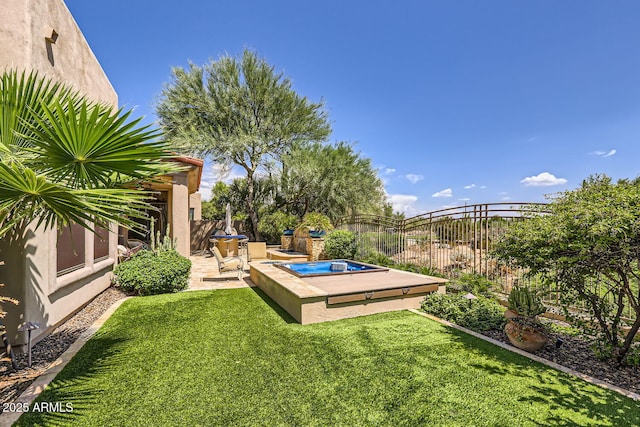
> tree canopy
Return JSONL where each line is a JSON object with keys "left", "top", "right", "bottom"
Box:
{"left": 279, "top": 141, "right": 386, "bottom": 222}
{"left": 493, "top": 174, "right": 640, "bottom": 366}
{"left": 156, "top": 49, "right": 331, "bottom": 239}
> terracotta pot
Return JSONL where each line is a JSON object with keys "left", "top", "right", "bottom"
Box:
{"left": 504, "top": 320, "right": 548, "bottom": 352}
{"left": 504, "top": 309, "right": 518, "bottom": 320}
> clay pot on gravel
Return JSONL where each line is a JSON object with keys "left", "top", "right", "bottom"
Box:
{"left": 504, "top": 319, "right": 548, "bottom": 352}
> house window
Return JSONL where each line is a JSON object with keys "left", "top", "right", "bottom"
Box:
{"left": 57, "top": 223, "right": 86, "bottom": 276}
{"left": 94, "top": 225, "right": 109, "bottom": 262}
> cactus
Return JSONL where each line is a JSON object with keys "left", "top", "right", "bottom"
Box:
{"left": 507, "top": 286, "right": 545, "bottom": 317}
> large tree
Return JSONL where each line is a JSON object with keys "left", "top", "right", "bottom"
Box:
{"left": 493, "top": 175, "right": 640, "bottom": 366}
{"left": 279, "top": 141, "right": 387, "bottom": 222}
{"left": 156, "top": 49, "right": 331, "bottom": 240}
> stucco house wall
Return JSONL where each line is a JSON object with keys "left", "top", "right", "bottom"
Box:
{"left": 0, "top": 0, "right": 118, "bottom": 348}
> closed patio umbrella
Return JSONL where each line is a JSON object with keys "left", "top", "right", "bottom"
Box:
{"left": 224, "top": 203, "right": 233, "bottom": 235}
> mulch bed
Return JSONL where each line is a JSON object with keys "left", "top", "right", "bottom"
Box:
{"left": 2, "top": 289, "right": 638, "bottom": 410}
{"left": 0, "top": 287, "right": 127, "bottom": 408}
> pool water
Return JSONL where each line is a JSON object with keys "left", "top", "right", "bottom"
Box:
{"left": 276, "top": 260, "right": 387, "bottom": 277}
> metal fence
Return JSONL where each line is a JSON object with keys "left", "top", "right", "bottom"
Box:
{"left": 339, "top": 202, "right": 640, "bottom": 320}
{"left": 339, "top": 203, "right": 546, "bottom": 294}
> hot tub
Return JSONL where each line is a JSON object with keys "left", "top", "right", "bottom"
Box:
{"left": 275, "top": 260, "right": 388, "bottom": 277}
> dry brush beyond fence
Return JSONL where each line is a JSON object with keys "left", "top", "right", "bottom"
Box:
{"left": 339, "top": 203, "right": 546, "bottom": 293}
{"left": 340, "top": 202, "right": 637, "bottom": 319}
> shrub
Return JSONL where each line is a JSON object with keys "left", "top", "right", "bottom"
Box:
{"left": 493, "top": 175, "right": 640, "bottom": 366}
{"left": 449, "top": 273, "right": 497, "bottom": 298}
{"left": 257, "top": 211, "right": 298, "bottom": 244}
{"left": 114, "top": 249, "right": 191, "bottom": 296}
{"left": 297, "top": 212, "right": 333, "bottom": 232}
{"left": 421, "top": 293, "right": 506, "bottom": 332}
{"left": 324, "top": 230, "right": 357, "bottom": 259}
{"left": 356, "top": 251, "right": 395, "bottom": 267}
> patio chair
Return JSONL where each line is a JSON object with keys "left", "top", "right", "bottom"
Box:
{"left": 211, "top": 247, "right": 244, "bottom": 279}
{"left": 247, "top": 241, "right": 267, "bottom": 262}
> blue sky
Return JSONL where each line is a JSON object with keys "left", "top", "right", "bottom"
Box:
{"left": 66, "top": 1, "right": 640, "bottom": 216}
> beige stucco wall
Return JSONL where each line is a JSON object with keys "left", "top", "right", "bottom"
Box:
{"left": 0, "top": 0, "right": 117, "bottom": 107}
{"left": 0, "top": 0, "right": 119, "bottom": 348}
{"left": 189, "top": 193, "right": 202, "bottom": 221}
{"left": 171, "top": 174, "right": 191, "bottom": 257}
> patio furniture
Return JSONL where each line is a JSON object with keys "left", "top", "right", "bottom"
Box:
{"left": 211, "top": 247, "right": 244, "bottom": 279}
{"left": 247, "top": 242, "right": 268, "bottom": 262}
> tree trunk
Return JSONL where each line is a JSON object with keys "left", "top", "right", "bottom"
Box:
{"left": 245, "top": 172, "right": 262, "bottom": 242}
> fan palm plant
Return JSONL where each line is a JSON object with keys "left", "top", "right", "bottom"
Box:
{"left": 0, "top": 70, "right": 179, "bottom": 332}
{"left": 0, "top": 70, "right": 177, "bottom": 237}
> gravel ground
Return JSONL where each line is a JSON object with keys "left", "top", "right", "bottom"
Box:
{"left": 0, "top": 287, "right": 127, "bottom": 408}
{"left": 2, "top": 289, "right": 638, "bottom": 409}
{"left": 482, "top": 325, "right": 640, "bottom": 394}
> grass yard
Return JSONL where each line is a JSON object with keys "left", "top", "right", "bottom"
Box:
{"left": 17, "top": 288, "right": 640, "bottom": 426}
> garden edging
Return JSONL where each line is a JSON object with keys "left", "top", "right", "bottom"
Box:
{"left": 408, "top": 308, "right": 640, "bottom": 402}
{"left": 0, "top": 297, "right": 132, "bottom": 427}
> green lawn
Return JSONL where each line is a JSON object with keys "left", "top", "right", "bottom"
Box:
{"left": 17, "top": 288, "right": 640, "bottom": 426}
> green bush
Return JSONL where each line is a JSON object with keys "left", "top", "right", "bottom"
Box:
{"left": 257, "top": 211, "right": 299, "bottom": 244}
{"left": 449, "top": 273, "right": 497, "bottom": 297}
{"left": 356, "top": 251, "right": 396, "bottom": 267}
{"left": 324, "top": 230, "right": 357, "bottom": 259}
{"left": 421, "top": 293, "right": 506, "bottom": 332}
{"left": 114, "top": 249, "right": 191, "bottom": 296}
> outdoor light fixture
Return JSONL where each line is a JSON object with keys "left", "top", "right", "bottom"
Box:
{"left": 45, "top": 29, "right": 58, "bottom": 44}
{"left": 17, "top": 321, "right": 40, "bottom": 368}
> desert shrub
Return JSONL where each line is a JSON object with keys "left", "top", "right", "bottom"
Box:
{"left": 448, "top": 273, "right": 497, "bottom": 298}
{"left": 421, "top": 293, "right": 506, "bottom": 332}
{"left": 357, "top": 251, "right": 395, "bottom": 267}
{"left": 324, "top": 230, "right": 357, "bottom": 259}
{"left": 257, "top": 211, "right": 299, "bottom": 244}
{"left": 393, "top": 263, "right": 444, "bottom": 278}
{"left": 114, "top": 249, "right": 191, "bottom": 296}
{"left": 493, "top": 174, "right": 640, "bottom": 366}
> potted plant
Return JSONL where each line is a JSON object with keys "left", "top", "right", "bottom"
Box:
{"left": 504, "top": 286, "right": 548, "bottom": 352}
{"left": 297, "top": 212, "right": 333, "bottom": 237}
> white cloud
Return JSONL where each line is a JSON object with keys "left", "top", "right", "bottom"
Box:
{"left": 458, "top": 198, "right": 471, "bottom": 201}
{"left": 432, "top": 188, "right": 453, "bottom": 198}
{"left": 589, "top": 149, "right": 616, "bottom": 158}
{"left": 520, "top": 172, "right": 567, "bottom": 187}
{"left": 198, "top": 163, "right": 244, "bottom": 199}
{"left": 501, "top": 196, "right": 511, "bottom": 201}
{"left": 479, "top": 185, "right": 487, "bottom": 189}
{"left": 384, "top": 168, "right": 396, "bottom": 175}
{"left": 405, "top": 173, "right": 424, "bottom": 184}
{"left": 464, "top": 184, "right": 476, "bottom": 189}
{"left": 387, "top": 194, "right": 418, "bottom": 214}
